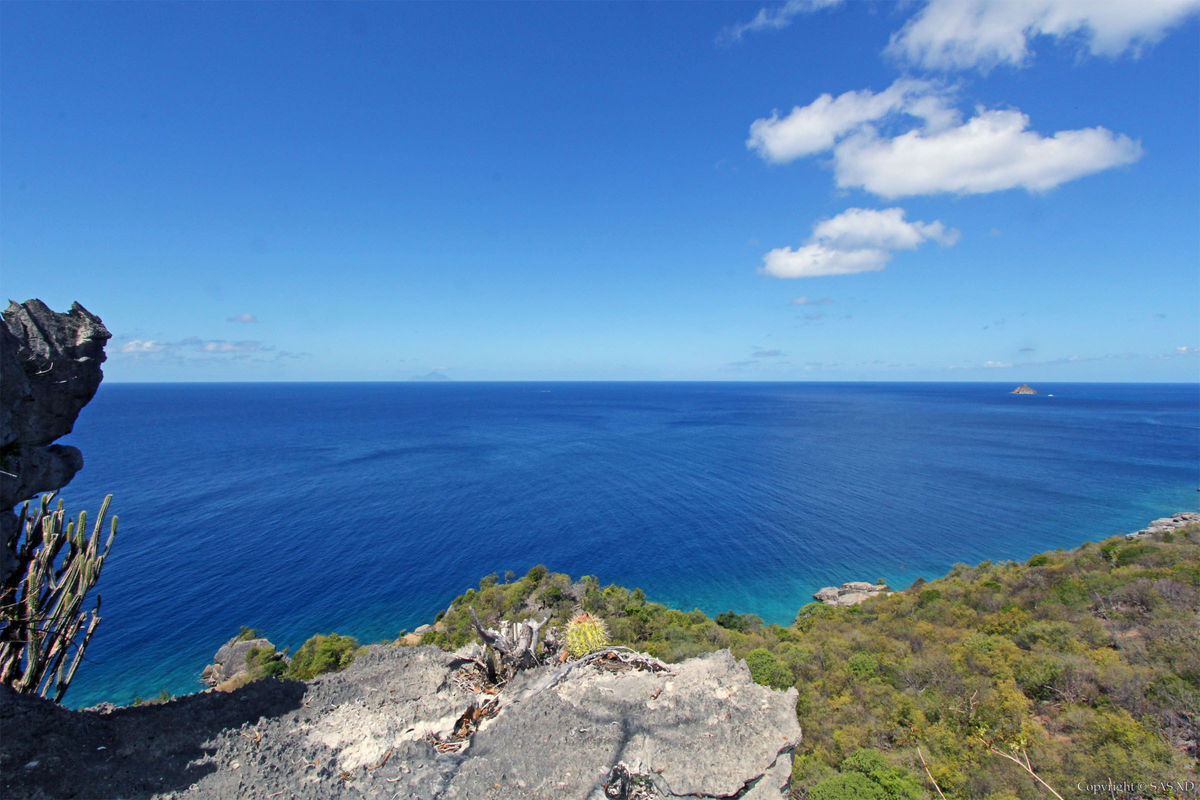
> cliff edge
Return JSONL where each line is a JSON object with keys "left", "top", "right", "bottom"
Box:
{"left": 1, "top": 645, "right": 800, "bottom": 799}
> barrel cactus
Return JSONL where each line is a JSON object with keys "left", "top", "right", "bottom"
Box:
{"left": 564, "top": 611, "right": 609, "bottom": 658}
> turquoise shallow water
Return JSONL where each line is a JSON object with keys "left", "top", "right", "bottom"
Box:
{"left": 49, "top": 381, "right": 1199, "bottom": 706}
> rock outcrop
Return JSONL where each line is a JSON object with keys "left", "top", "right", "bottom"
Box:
{"left": 1010, "top": 384, "right": 1039, "bottom": 394}
{"left": 201, "top": 634, "right": 287, "bottom": 689}
{"left": 0, "top": 300, "right": 110, "bottom": 585}
{"left": 814, "top": 580, "right": 890, "bottom": 607}
{"left": 1125, "top": 512, "right": 1200, "bottom": 540}
{"left": 2, "top": 645, "right": 801, "bottom": 799}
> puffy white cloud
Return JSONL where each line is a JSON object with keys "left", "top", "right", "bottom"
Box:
{"left": 811, "top": 206, "right": 960, "bottom": 249}
{"left": 748, "top": 81, "right": 1142, "bottom": 197}
{"left": 834, "top": 108, "right": 1142, "bottom": 197}
{"left": 887, "top": 0, "right": 1200, "bottom": 71}
{"left": 719, "top": 0, "right": 844, "bottom": 43}
{"left": 747, "top": 79, "right": 950, "bottom": 163}
{"left": 762, "top": 207, "right": 959, "bottom": 278}
{"left": 764, "top": 244, "right": 890, "bottom": 278}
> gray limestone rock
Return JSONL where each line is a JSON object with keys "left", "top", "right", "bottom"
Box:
{"left": 5, "top": 644, "right": 800, "bottom": 799}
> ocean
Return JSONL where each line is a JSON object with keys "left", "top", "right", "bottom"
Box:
{"left": 45, "top": 381, "right": 1199, "bottom": 707}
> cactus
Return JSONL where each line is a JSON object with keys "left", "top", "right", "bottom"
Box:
{"left": 0, "top": 493, "right": 117, "bottom": 702}
{"left": 564, "top": 611, "right": 609, "bottom": 659}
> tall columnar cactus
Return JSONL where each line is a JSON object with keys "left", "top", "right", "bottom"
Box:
{"left": 564, "top": 611, "right": 609, "bottom": 659}
{"left": 0, "top": 493, "right": 117, "bottom": 702}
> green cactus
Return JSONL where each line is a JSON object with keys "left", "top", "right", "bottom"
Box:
{"left": 0, "top": 494, "right": 117, "bottom": 702}
{"left": 564, "top": 611, "right": 609, "bottom": 659}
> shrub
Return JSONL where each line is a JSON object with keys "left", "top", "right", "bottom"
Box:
{"left": 846, "top": 652, "right": 878, "bottom": 680}
{"left": 810, "top": 771, "right": 887, "bottom": 800}
{"left": 285, "top": 633, "right": 359, "bottom": 680}
{"left": 526, "top": 564, "right": 548, "bottom": 584}
{"left": 1027, "top": 554, "right": 1050, "bottom": 567}
{"left": 246, "top": 645, "right": 287, "bottom": 679}
{"left": 745, "top": 648, "right": 794, "bottom": 690}
{"left": 235, "top": 626, "right": 261, "bottom": 642}
{"left": 840, "top": 748, "right": 924, "bottom": 799}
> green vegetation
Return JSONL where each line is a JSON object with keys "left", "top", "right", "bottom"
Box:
{"left": 424, "top": 524, "right": 1200, "bottom": 798}
{"left": 284, "top": 633, "right": 360, "bottom": 680}
{"left": 245, "top": 644, "right": 287, "bottom": 680}
{"left": 0, "top": 494, "right": 118, "bottom": 702}
{"left": 235, "top": 626, "right": 262, "bottom": 642}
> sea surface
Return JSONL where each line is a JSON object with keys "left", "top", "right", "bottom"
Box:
{"left": 45, "top": 382, "right": 1200, "bottom": 707}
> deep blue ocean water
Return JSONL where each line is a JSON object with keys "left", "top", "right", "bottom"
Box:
{"left": 47, "top": 382, "right": 1199, "bottom": 707}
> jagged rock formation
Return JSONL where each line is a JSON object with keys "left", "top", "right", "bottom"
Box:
{"left": 0, "top": 300, "right": 110, "bottom": 585}
{"left": 1010, "top": 384, "right": 1039, "bottom": 394}
{"left": 200, "top": 634, "right": 287, "bottom": 689}
{"left": 813, "top": 580, "right": 890, "bottom": 607}
{"left": 1, "top": 645, "right": 801, "bottom": 799}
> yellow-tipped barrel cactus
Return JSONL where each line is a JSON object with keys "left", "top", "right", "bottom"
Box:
{"left": 564, "top": 612, "right": 609, "bottom": 658}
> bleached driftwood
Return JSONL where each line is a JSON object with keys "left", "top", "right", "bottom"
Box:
{"left": 469, "top": 607, "right": 548, "bottom": 678}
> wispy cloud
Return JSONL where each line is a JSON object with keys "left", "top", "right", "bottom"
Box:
{"left": 762, "top": 207, "right": 959, "bottom": 278}
{"left": 120, "top": 340, "right": 167, "bottom": 354}
{"left": 226, "top": 313, "right": 258, "bottom": 323}
{"left": 887, "top": 0, "right": 1200, "bottom": 72}
{"left": 116, "top": 336, "right": 304, "bottom": 363}
{"left": 748, "top": 79, "right": 1141, "bottom": 197}
{"left": 719, "top": 0, "right": 844, "bottom": 44}
{"left": 752, "top": 348, "right": 785, "bottom": 358}
{"left": 792, "top": 296, "right": 833, "bottom": 306}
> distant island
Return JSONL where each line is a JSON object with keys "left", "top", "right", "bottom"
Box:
{"left": 1010, "top": 383, "right": 1039, "bottom": 394}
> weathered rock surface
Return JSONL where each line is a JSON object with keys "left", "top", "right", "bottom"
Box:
{"left": 0, "top": 299, "right": 110, "bottom": 585}
{"left": 2, "top": 645, "right": 801, "bottom": 799}
{"left": 1010, "top": 384, "right": 1039, "bottom": 394}
{"left": 200, "top": 635, "right": 287, "bottom": 688}
{"left": 813, "top": 581, "right": 890, "bottom": 607}
{"left": 1125, "top": 511, "right": 1200, "bottom": 540}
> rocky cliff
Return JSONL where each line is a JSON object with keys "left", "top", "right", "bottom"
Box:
{"left": 1, "top": 645, "right": 801, "bottom": 799}
{"left": 0, "top": 299, "right": 110, "bottom": 585}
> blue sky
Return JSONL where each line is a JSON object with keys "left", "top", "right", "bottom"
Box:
{"left": 3, "top": 1, "right": 1197, "bottom": 382}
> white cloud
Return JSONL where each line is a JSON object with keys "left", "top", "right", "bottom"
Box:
{"left": 983, "top": 360, "right": 1013, "bottom": 368}
{"left": 748, "top": 81, "right": 1142, "bottom": 197}
{"left": 811, "top": 206, "right": 960, "bottom": 249}
{"left": 227, "top": 313, "right": 258, "bottom": 323}
{"left": 747, "top": 79, "right": 951, "bottom": 163}
{"left": 121, "top": 340, "right": 166, "bottom": 354}
{"left": 720, "top": 0, "right": 844, "bottom": 43}
{"left": 762, "top": 207, "right": 959, "bottom": 278}
{"left": 888, "top": 0, "right": 1200, "bottom": 71}
{"left": 834, "top": 108, "right": 1142, "bottom": 197}
{"left": 200, "top": 340, "right": 262, "bottom": 354}
{"left": 119, "top": 337, "right": 266, "bottom": 358}
{"left": 791, "top": 296, "right": 833, "bottom": 305}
